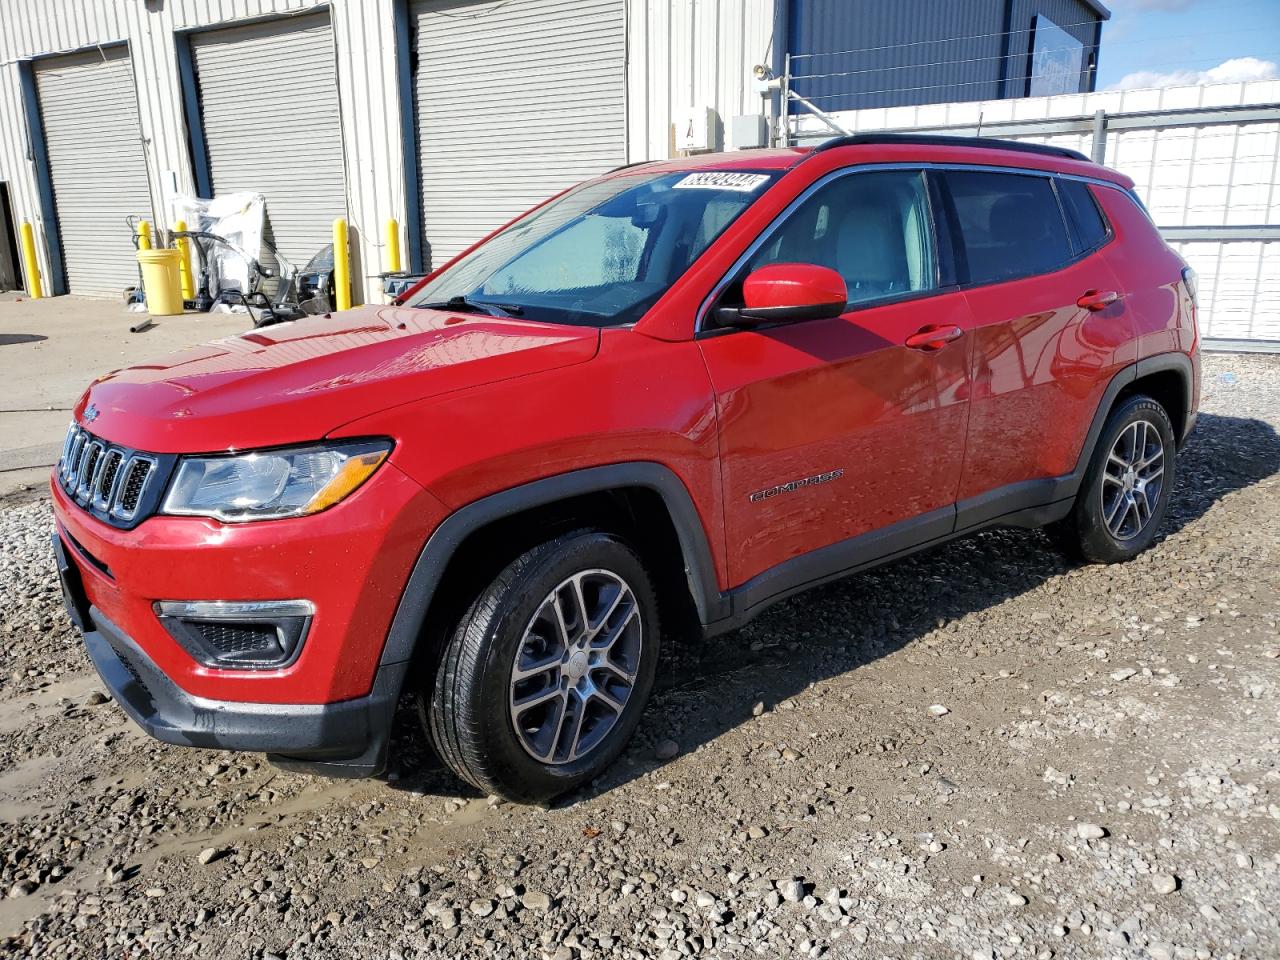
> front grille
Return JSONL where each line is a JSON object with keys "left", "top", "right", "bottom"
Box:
{"left": 119, "top": 459, "right": 153, "bottom": 514}
{"left": 56, "top": 423, "right": 169, "bottom": 528}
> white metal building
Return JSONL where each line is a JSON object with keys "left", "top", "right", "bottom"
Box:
{"left": 0, "top": 0, "right": 774, "bottom": 301}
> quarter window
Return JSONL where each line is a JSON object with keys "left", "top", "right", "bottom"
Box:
{"left": 746, "top": 170, "right": 936, "bottom": 307}
{"left": 943, "top": 170, "right": 1073, "bottom": 285}
{"left": 1057, "top": 178, "right": 1109, "bottom": 253}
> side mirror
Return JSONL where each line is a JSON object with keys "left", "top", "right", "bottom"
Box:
{"left": 731, "top": 263, "right": 848, "bottom": 326}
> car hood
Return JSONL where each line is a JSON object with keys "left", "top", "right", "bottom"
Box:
{"left": 75, "top": 306, "right": 600, "bottom": 453}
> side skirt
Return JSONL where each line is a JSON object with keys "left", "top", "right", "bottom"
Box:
{"left": 705, "top": 480, "right": 1075, "bottom": 637}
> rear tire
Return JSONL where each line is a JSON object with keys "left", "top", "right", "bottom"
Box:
{"left": 1049, "top": 394, "right": 1176, "bottom": 564}
{"left": 421, "top": 529, "right": 659, "bottom": 803}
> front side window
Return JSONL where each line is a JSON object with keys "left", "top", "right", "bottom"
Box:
{"left": 943, "top": 170, "right": 1073, "bottom": 285}
{"left": 405, "top": 170, "right": 780, "bottom": 327}
{"left": 745, "top": 169, "right": 937, "bottom": 306}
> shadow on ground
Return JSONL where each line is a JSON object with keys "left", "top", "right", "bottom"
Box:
{"left": 383, "top": 411, "right": 1280, "bottom": 801}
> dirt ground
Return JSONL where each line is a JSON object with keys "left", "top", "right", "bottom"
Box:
{"left": 1, "top": 353, "right": 1277, "bottom": 960}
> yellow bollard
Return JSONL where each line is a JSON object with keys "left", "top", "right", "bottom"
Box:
{"left": 173, "top": 219, "right": 194, "bottom": 301}
{"left": 19, "top": 221, "right": 43, "bottom": 299}
{"left": 137, "top": 220, "right": 152, "bottom": 251}
{"left": 332, "top": 217, "right": 351, "bottom": 311}
{"left": 385, "top": 218, "right": 402, "bottom": 273}
{"left": 385, "top": 218, "right": 401, "bottom": 304}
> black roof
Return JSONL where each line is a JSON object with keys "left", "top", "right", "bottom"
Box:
{"left": 805, "top": 133, "right": 1091, "bottom": 164}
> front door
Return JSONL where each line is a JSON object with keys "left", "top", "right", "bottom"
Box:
{"left": 698, "top": 168, "right": 972, "bottom": 594}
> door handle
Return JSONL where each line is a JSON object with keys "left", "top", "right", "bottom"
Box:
{"left": 905, "top": 324, "right": 964, "bottom": 351}
{"left": 1077, "top": 289, "right": 1120, "bottom": 311}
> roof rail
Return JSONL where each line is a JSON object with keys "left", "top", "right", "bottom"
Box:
{"left": 802, "top": 133, "right": 1090, "bottom": 164}
{"left": 607, "top": 158, "right": 660, "bottom": 173}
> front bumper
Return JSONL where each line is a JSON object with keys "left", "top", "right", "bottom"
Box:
{"left": 49, "top": 461, "right": 443, "bottom": 705}
{"left": 54, "top": 532, "right": 407, "bottom": 774}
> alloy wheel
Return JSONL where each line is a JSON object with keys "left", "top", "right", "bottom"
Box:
{"left": 1100, "top": 418, "right": 1166, "bottom": 541}
{"left": 508, "top": 569, "right": 643, "bottom": 765}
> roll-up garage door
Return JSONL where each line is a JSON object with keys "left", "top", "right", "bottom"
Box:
{"left": 412, "top": 0, "right": 626, "bottom": 268}
{"left": 190, "top": 12, "right": 346, "bottom": 271}
{"left": 34, "top": 47, "right": 152, "bottom": 297}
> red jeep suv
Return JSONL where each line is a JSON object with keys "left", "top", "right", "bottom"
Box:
{"left": 52, "top": 135, "right": 1199, "bottom": 802}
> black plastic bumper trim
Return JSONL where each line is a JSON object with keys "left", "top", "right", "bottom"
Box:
{"left": 78, "top": 605, "right": 404, "bottom": 774}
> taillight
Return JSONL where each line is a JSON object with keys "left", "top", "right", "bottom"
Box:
{"left": 1181, "top": 265, "right": 1198, "bottom": 309}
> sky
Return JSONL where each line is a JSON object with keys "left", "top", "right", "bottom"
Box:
{"left": 1095, "top": 0, "right": 1280, "bottom": 90}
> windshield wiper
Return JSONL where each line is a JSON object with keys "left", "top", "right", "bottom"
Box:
{"left": 415, "top": 295, "right": 523, "bottom": 316}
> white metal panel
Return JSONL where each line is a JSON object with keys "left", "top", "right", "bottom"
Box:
{"left": 191, "top": 11, "right": 347, "bottom": 271}
{"left": 625, "top": 0, "right": 775, "bottom": 161}
{"left": 412, "top": 0, "right": 627, "bottom": 267}
{"left": 1172, "top": 240, "right": 1280, "bottom": 343}
{"left": 35, "top": 47, "right": 153, "bottom": 297}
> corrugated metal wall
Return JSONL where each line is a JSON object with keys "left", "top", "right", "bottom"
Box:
{"left": 190, "top": 12, "right": 349, "bottom": 272}
{"left": 788, "top": 0, "right": 1101, "bottom": 112}
{"left": 1, "top": 0, "right": 770, "bottom": 299}
{"left": 625, "top": 0, "right": 775, "bottom": 159}
{"left": 0, "top": 0, "right": 402, "bottom": 301}
{"left": 413, "top": 0, "right": 627, "bottom": 269}
{"left": 33, "top": 46, "right": 154, "bottom": 296}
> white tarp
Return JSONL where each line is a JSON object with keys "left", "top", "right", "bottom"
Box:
{"left": 171, "top": 192, "right": 266, "bottom": 301}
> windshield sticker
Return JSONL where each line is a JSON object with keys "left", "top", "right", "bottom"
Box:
{"left": 673, "top": 172, "right": 771, "bottom": 192}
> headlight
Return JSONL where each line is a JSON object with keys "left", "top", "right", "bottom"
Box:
{"left": 160, "top": 439, "right": 391, "bottom": 522}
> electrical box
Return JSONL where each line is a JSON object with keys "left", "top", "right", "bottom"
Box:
{"left": 675, "top": 106, "right": 717, "bottom": 153}
{"left": 731, "top": 114, "right": 769, "bottom": 150}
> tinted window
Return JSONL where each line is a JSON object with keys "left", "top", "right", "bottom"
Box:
{"left": 747, "top": 170, "right": 936, "bottom": 306}
{"left": 944, "top": 171, "right": 1073, "bottom": 285}
{"left": 1058, "top": 179, "right": 1109, "bottom": 252}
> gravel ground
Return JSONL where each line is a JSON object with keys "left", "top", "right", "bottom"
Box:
{"left": 2, "top": 353, "right": 1278, "bottom": 960}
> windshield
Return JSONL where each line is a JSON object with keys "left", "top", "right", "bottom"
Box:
{"left": 405, "top": 169, "right": 780, "bottom": 327}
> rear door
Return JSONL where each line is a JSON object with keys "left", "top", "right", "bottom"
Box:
{"left": 700, "top": 167, "right": 972, "bottom": 595}
{"left": 944, "top": 169, "right": 1132, "bottom": 517}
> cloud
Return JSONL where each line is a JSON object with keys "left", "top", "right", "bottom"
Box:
{"left": 1106, "top": 56, "right": 1278, "bottom": 90}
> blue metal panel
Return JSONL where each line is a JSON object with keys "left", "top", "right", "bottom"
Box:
{"left": 787, "top": 0, "right": 1105, "bottom": 111}
{"left": 17, "top": 59, "right": 66, "bottom": 296}
{"left": 174, "top": 34, "right": 213, "bottom": 200}
{"left": 1009, "top": 0, "right": 1102, "bottom": 96}
{"left": 393, "top": 0, "right": 424, "bottom": 274}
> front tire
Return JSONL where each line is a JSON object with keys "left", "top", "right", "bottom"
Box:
{"left": 1051, "top": 394, "right": 1176, "bottom": 563}
{"left": 422, "top": 530, "right": 659, "bottom": 803}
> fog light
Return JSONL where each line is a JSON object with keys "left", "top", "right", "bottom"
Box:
{"left": 153, "top": 600, "right": 314, "bottom": 670}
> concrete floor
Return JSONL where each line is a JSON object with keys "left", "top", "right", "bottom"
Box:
{"left": 0, "top": 292, "right": 243, "bottom": 501}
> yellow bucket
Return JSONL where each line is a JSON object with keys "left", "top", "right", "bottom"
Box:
{"left": 135, "top": 248, "right": 184, "bottom": 316}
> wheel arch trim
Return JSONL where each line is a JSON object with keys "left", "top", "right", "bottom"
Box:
{"left": 1071, "top": 351, "right": 1194, "bottom": 481}
{"left": 378, "top": 462, "right": 725, "bottom": 669}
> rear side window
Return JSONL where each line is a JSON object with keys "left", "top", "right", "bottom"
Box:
{"left": 1057, "top": 179, "right": 1110, "bottom": 253}
{"left": 943, "top": 171, "right": 1073, "bottom": 285}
